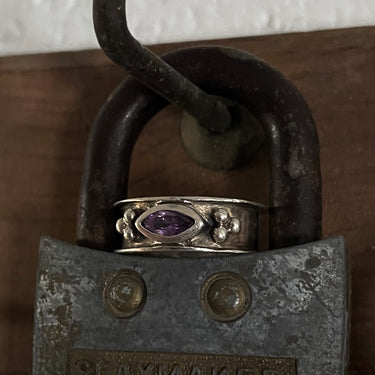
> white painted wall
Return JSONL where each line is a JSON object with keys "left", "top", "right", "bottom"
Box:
{"left": 1, "top": 0, "right": 375, "bottom": 56}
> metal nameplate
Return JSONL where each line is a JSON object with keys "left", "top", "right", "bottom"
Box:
{"left": 67, "top": 350, "right": 296, "bottom": 375}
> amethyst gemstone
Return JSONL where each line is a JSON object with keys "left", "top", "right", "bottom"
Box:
{"left": 141, "top": 210, "right": 195, "bottom": 236}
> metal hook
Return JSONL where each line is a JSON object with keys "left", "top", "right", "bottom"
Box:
{"left": 93, "top": 0, "right": 231, "bottom": 133}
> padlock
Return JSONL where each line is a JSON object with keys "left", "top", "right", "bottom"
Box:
{"left": 33, "top": 2, "right": 350, "bottom": 375}
{"left": 33, "top": 47, "right": 350, "bottom": 375}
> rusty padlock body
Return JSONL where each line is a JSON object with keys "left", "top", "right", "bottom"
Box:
{"left": 33, "top": 47, "right": 349, "bottom": 375}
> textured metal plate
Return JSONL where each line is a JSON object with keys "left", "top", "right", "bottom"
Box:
{"left": 33, "top": 236, "right": 349, "bottom": 375}
{"left": 67, "top": 350, "right": 296, "bottom": 375}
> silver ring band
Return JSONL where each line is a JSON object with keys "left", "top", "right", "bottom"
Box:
{"left": 114, "top": 196, "right": 264, "bottom": 254}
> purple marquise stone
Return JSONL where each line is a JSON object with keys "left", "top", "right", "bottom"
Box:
{"left": 141, "top": 210, "right": 195, "bottom": 236}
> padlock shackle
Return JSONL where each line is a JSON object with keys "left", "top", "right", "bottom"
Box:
{"left": 77, "top": 46, "right": 321, "bottom": 251}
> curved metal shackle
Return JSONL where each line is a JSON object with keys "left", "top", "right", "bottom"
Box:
{"left": 93, "top": 0, "right": 231, "bottom": 134}
{"left": 77, "top": 46, "right": 322, "bottom": 252}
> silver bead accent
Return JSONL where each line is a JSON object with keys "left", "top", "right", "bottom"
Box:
{"left": 123, "top": 226, "right": 135, "bottom": 241}
{"left": 123, "top": 208, "right": 136, "bottom": 224}
{"left": 212, "top": 207, "right": 241, "bottom": 244}
{"left": 230, "top": 218, "right": 241, "bottom": 234}
{"left": 213, "top": 227, "right": 228, "bottom": 243}
{"left": 214, "top": 208, "right": 229, "bottom": 223}
{"left": 116, "top": 210, "right": 136, "bottom": 241}
{"left": 116, "top": 218, "right": 126, "bottom": 234}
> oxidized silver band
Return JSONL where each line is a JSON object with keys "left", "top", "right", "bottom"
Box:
{"left": 114, "top": 197, "right": 264, "bottom": 254}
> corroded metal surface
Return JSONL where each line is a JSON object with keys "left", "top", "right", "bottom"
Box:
{"left": 67, "top": 350, "right": 296, "bottom": 375}
{"left": 180, "top": 103, "right": 265, "bottom": 170}
{"left": 33, "top": 236, "right": 349, "bottom": 375}
{"left": 102, "top": 270, "right": 147, "bottom": 319}
{"left": 200, "top": 271, "right": 251, "bottom": 322}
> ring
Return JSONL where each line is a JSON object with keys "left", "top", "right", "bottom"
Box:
{"left": 114, "top": 197, "right": 264, "bottom": 254}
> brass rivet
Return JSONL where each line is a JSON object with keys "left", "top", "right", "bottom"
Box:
{"left": 103, "top": 270, "right": 146, "bottom": 318}
{"left": 200, "top": 271, "right": 251, "bottom": 322}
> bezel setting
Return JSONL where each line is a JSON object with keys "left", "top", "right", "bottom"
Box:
{"left": 135, "top": 204, "right": 205, "bottom": 244}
